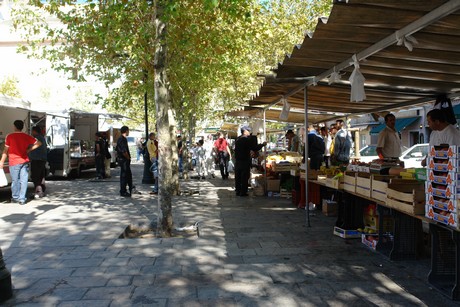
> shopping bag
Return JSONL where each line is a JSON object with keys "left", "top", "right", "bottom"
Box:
{"left": 0, "top": 169, "right": 8, "bottom": 187}
{"left": 228, "top": 160, "right": 234, "bottom": 173}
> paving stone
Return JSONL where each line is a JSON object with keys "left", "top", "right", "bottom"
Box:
{"left": 60, "top": 258, "right": 104, "bottom": 268}
{"left": 58, "top": 300, "right": 112, "bottom": 307}
{"left": 83, "top": 286, "right": 134, "bottom": 300}
{"left": 1, "top": 164, "right": 458, "bottom": 307}
{"left": 100, "top": 257, "right": 130, "bottom": 267}
{"left": 107, "top": 275, "right": 133, "bottom": 287}
{"left": 132, "top": 285, "right": 197, "bottom": 300}
{"left": 197, "top": 282, "right": 267, "bottom": 300}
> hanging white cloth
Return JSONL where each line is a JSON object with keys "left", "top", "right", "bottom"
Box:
{"left": 395, "top": 31, "right": 418, "bottom": 52}
{"left": 328, "top": 67, "right": 341, "bottom": 85}
{"left": 349, "top": 54, "right": 366, "bottom": 102}
{"left": 279, "top": 97, "right": 291, "bottom": 121}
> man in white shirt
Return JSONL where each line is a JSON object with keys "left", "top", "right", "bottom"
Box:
{"left": 422, "top": 108, "right": 460, "bottom": 166}
{"left": 376, "top": 113, "right": 402, "bottom": 159}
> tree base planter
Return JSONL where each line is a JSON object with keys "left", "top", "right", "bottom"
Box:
{"left": 119, "top": 224, "right": 198, "bottom": 239}
{"left": 0, "top": 247, "right": 13, "bottom": 303}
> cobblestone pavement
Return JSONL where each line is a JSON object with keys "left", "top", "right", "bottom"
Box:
{"left": 0, "top": 164, "right": 459, "bottom": 306}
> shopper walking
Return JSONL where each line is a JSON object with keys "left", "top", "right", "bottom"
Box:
{"left": 332, "top": 119, "right": 353, "bottom": 165}
{"left": 147, "top": 132, "right": 159, "bottom": 195}
{"left": 195, "top": 139, "right": 207, "bottom": 179}
{"left": 116, "top": 126, "right": 133, "bottom": 197}
{"left": 214, "top": 132, "right": 232, "bottom": 179}
{"left": 29, "top": 126, "right": 47, "bottom": 199}
{"left": 204, "top": 134, "right": 215, "bottom": 178}
{"left": 95, "top": 132, "right": 106, "bottom": 179}
{"left": 0, "top": 120, "right": 42, "bottom": 205}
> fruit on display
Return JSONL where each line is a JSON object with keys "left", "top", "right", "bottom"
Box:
{"left": 357, "top": 226, "right": 376, "bottom": 234}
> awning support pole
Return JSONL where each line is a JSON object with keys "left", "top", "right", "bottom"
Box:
{"left": 263, "top": 109, "right": 267, "bottom": 194}
{"left": 304, "top": 87, "right": 311, "bottom": 228}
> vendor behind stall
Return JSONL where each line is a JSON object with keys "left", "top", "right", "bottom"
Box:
{"left": 376, "top": 113, "right": 402, "bottom": 160}
{"left": 285, "top": 129, "right": 299, "bottom": 152}
{"left": 422, "top": 108, "right": 460, "bottom": 166}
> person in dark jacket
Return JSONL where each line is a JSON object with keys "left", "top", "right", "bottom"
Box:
{"left": 116, "top": 126, "right": 133, "bottom": 197}
{"left": 29, "top": 126, "right": 47, "bottom": 199}
{"left": 308, "top": 125, "right": 325, "bottom": 170}
{"left": 234, "top": 126, "right": 266, "bottom": 196}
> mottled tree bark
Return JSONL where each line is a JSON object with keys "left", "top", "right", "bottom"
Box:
{"left": 154, "top": 0, "right": 174, "bottom": 237}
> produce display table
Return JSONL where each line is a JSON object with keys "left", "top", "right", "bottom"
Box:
{"left": 308, "top": 177, "right": 460, "bottom": 300}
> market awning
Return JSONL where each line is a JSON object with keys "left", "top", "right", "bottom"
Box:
{"left": 236, "top": 0, "right": 460, "bottom": 123}
{"left": 369, "top": 116, "right": 420, "bottom": 135}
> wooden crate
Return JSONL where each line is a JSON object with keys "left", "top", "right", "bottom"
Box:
{"left": 386, "top": 182, "right": 425, "bottom": 215}
{"left": 344, "top": 171, "right": 357, "bottom": 193}
{"left": 371, "top": 175, "right": 398, "bottom": 203}
{"left": 272, "top": 163, "right": 298, "bottom": 172}
{"left": 325, "top": 176, "right": 344, "bottom": 190}
{"left": 280, "top": 189, "right": 291, "bottom": 199}
{"left": 356, "top": 172, "right": 372, "bottom": 198}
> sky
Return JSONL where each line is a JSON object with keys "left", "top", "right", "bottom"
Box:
{"left": 0, "top": 1, "right": 107, "bottom": 111}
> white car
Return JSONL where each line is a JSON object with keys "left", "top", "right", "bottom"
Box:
{"left": 399, "top": 143, "right": 429, "bottom": 169}
{"left": 354, "top": 145, "right": 378, "bottom": 163}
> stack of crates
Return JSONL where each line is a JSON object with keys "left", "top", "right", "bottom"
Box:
{"left": 425, "top": 145, "right": 460, "bottom": 229}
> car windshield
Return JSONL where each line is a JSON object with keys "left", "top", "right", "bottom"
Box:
{"left": 401, "top": 144, "right": 429, "bottom": 159}
{"left": 360, "top": 145, "right": 377, "bottom": 156}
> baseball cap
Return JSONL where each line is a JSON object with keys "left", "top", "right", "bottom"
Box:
{"left": 241, "top": 126, "right": 252, "bottom": 133}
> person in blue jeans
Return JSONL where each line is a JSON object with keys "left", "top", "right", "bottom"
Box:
{"left": 147, "top": 132, "right": 159, "bottom": 194}
{"left": 0, "top": 120, "right": 42, "bottom": 205}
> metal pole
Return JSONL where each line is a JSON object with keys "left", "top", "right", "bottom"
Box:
{"left": 304, "top": 87, "right": 311, "bottom": 227}
{"left": 263, "top": 109, "right": 267, "bottom": 194}
{"left": 144, "top": 70, "right": 149, "bottom": 139}
{"left": 142, "top": 69, "right": 154, "bottom": 184}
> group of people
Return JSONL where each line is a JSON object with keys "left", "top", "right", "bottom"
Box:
{"left": 287, "top": 119, "right": 354, "bottom": 170}
{"left": 0, "top": 120, "right": 47, "bottom": 205}
{"left": 185, "top": 132, "right": 232, "bottom": 180}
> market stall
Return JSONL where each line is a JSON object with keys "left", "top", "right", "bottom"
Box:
{"left": 227, "top": 0, "right": 460, "bottom": 300}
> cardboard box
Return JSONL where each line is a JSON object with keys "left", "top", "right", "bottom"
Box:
{"left": 361, "top": 234, "right": 378, "bottom": 251}
{"left": 429, "top": 145, "right": 460, "bottom": 158}
{"left": 426, "top": 204, "right": 459, "bottom": 229}
{"left": 427, "top": 157, "right": 460, "bottom": 172}
{"left": 427, "top": 170, "right": 460, "bottom": 185}
{"left": 266, "top": 179, "right": 281, "bottom": 192}
{"left": 426, "top": 181, "right": 460, "bottom": 199}
{"left": 426, "top": 194, "right": 457, "bottom": 212}
{"left": 333, "top": 226, "right": 361, "bottom": 239}
{"left": 322, "top": 199, "right": 337, "bottom": 216}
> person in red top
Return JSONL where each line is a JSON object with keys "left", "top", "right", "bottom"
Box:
{"left": 213, "top": 132, "right": 232, "bottom": 179}
{"left": 0, "top": 120, "right": 42, "bottom": 205}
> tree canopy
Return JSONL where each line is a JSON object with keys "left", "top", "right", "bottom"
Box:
{"left": 12, "top": 0, "right": 331, "bottom": 130}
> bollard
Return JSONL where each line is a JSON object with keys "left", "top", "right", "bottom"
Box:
{"left": 0, "top": 247, "right": 13, "bottom": 302}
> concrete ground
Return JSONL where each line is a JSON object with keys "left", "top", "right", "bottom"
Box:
{"left": 0, "top": 163, "right": 459, "bottom": 306}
